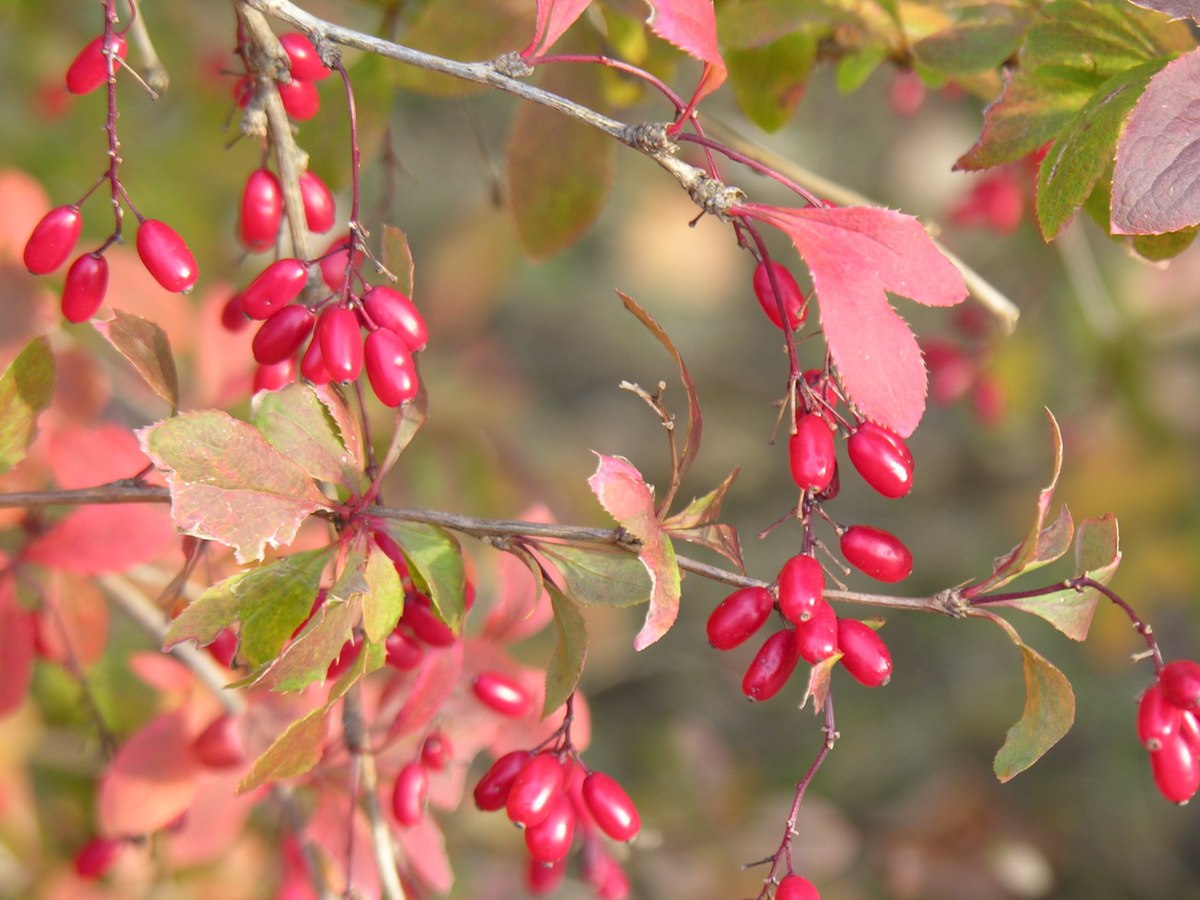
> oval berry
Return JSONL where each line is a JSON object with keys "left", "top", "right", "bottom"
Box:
{"left": 325, "top": 636, "right": 362, "bottom": 681}
{"left": 136, "top": 219, "right": 198, "bottom": 293}
{"left": 194, "top": 714, "right": 245, "bottom": 769}
{"left": 507, "top": 753, "right": 565, "bottom": 827}
{"left": 778, "top": 554, "right": 825, "bottom": 624}
{"left": 582, "top": 771, "right": 640, "bottom": 842}
{"left": 61, "top": 253, "right": 108, "bottom": 323}
{"left": 253, "top": 305, "right": 315, "bottom": 365}
{"left": 239, "top": 168, "right": 283, "bottom": 251}
{"left": 794, "top": 598, "right": 839, "bottom": 664}
{"left": 221, "top": 293, "right": 250, "bottom": 332}
{"left": 837, "top": 619, "right": 893, "bottom": 687}
{"left": 232, "top": 75, "right": 254, "bottom": 108}
{"left": 24, "top": 204, "right": 82, "bottom": 274}
{"left": 317, "top": 305, "right": 363, "bottom": 382}
{"left": 1150, "top": 732, "right": 1200, "bottom": 805}
{"left": 403, "top": 593, "right": 457, "bottom": 647}
{"left": 1182, "top": 711, "right": 1200, "bottom": 756}
{"left": 241, "top": 258, "right": 310, "bottom": 319}
{"left": 742, "top": 628, "right": 801, "bottom": 702}
{"left": 752, "top": 260, "right": 806, "bottom": 331}
{"left": 1139, "top": 683, "right": 1183, "bottom": 751}
{"left": 362, "top": 285, "right": 428, "bottom": 352}
{"left": 279, "top": 33, "right": 331, "bottom": 81}
{"left": 420, "top": 731, "right": 452, "bottom": 771}
{"left": 1160, "top": 659, "right": 1200, "bottom": 711}
{"left": 528, "top": 857, "right": 567, "bottom": 895}
{"left": 474, "top": 750, "right": 532, "bottom": 811}
{"left": 318, "top": 233, "right": 360, "bottom": 290}
{"left": 841, "top": 525, "right": 912, "bottom": 583}
{"left": 847, "top": 422, "right": 914, "bottom": 498}
{"left": 789, "top": 414, "right": 836, "bottom": 493}
{"left": 278, "top": 77, "right": 320, "bottom": 120}
{"left": 472, "top": 671, "right": 532, "bottom": 718}
{"left": 299, "top": 170, "right": 336, "bottom": 232}
{"left": 66, "top": 33, "right": 128, "bottom": 95}
{"left": 777, "top": 874, "right": 821, "bottom": 900}
{"left": 384, "top": 628, "right": 425, "bottom": 671}
{"left": 706, "top": 586, "right": 773, "bottom": 651}
{"left": 74, "top": 836, "right": 124, "bottom": 879}
{"left": 392, "top": 761, "right": 429, "bottom": 826}
{"left": 364, "top": 327, "right": 419, "bottom": 407}
{"left": 525, "top": 793, "right": 575, "bottom": 863}
{"left": 253, "top": 356, "right": 298, "bottom": 393}
{"left": 300, "top": 334, "right": 332, "bottom": 385}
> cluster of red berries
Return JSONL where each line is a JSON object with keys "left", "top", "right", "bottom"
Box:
{"left": 391, "top": 729, "right": 454, "bottom": 827}
{"left": 234, "top": 32, "right": 331, "bottom": 121}
{"left": 473, "top": 749, "right": 639, "bottom": 897}
{"left": 238, "top": 165, "right": 336, "bottom": 252}
{"left": 1137, "top": 659, "right": 1200, "bottom": 804}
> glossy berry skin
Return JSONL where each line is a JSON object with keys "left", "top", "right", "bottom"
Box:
{"left": 136, "top": 219, "right": 198, "bottom": 293}
{"left": 66, "top": 33, "right": 128, "bottom": 95}
{"left": 582, "top": 771, "right": 640, "bottom": 842}
{"left": 299, "top": 334, "right": 332, "bottom": 385}
{"left": 317, "top": 306, "right": 364, "bottom": 382}
{"left": 527, "top": 857, "right": 567, "bottom": 895}
{"left": 706, "top": 586, "right": 773, "bottom": 650}
{"left": 1139, "top": 683, "right": 1183, "bottom": 751}
{"left": 777, "top": 874, "right": 821, "bottom": 900}
{"left": 742, "top": 628, "right": 801, "bottom": 702}
{"left": 364, "top": 327, "right": 419, "bottom": 407}
{"left": 1150, "top": 732, "right": 1200, "bottom": 804}
{"left": 836, "top": 619, "right": 893, "bottom": 687}
{"left": 74, "top": 836, "right": 123, "bottom": 879}
{"left": 507, "top": 753, "right": 565, "bottom": 827}
{"left": 1160, "top": 660, "right": 1200, "bottom": 711}
{"left": 848, "top": 422, "right": 914, "bottom": 498}
{"left": 221, "top": 293, "right": 250, "bottom": 332}
{"left": 384, "top": 628, "right": 424, "bottom": 671}
{"left": 473, "top": 750, "right": 532, "bottom": 811}
{"left": 193, "top": 715, "right": 245, "bottom": 768}
{"left": 319, "top": 233, "right": 358, "bottom": 290}
{"left": 778, "top": 554, "right": 825, "bottom": 624}
{"left": 841, "top": 525, "right": 912, "bottom": 583}
{"left": 278, "top": 77, "right": 320, "bottom": 120}
{"left": 239, "top": 169, "right": 283, "bottom": 251}
{"left": 299, "top": 170, "right": 336, "bottom": 232}
{"left": 24, "top": 204, "right": 82, "bottom": 274}
{"left": 61, "top": 253, "right": 108, "bottom": 323}
{"left": 253, "top": 357, "right": 297, "bottom": 393}
{"left": 392, "top": 761, "right": 429, "bottom": 826}
{"left": 752, "top": 260, "right": 807, "bottom": 331}
{"left": 362, "top": 285, "right": 428, "bottom": 352}
{"left": 525, "top": 793, "right": 575, "bottom": 863}
{"left": 253, "top": 305, "right": 315, "bottom": 365}
{"left": 241, "top": 258, "right": 310, "bottom": 319}
{"left": 473, "top": 671, "right": 532, "bottom": 718}
{"left": 279, "top": 33, "right": 331, "bottom": 81}
{"left": 789, "top": 414, "right": 836, "bottom": 493}
{"left": 403, "top": 593, "right": 457, "bottom": 647}
{"left": 420, "top": 731, "right": 452, "bottom": 771}
{"left": 794, "top": 598, "right": 839, "bottom": 664}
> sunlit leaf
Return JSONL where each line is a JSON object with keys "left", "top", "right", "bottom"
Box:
{"left": 0, "top": 337, "right": 54, "bottom": 476}
{"left": 543, "top": 584, "right": 588, "bottom": 718}
{"left": 726, "top": 32, "right": 815, "bottom": 132}
{"left": 95, "top": 310, "right": 179, "bottom": 410}
{"left": 362, "top": 545, "right": 405, "bottom": 643}
{"left": 252, "top": 382, "right": 361, "bottom": 488}
{"left": 251, "top": 595, "right": 360, "bottom": 692}
{"left": 646, "top": 0, "right": 727, "bottom": 107}
{"left": 379, "top": 520, "right": 466, "bottom": 633}
{"left": 536, "top": 542, "right": 653, "bottom": 607}
{"left": 912, "top": 13, "right": 1030, "bottom": 78}
{"left": 239, "top": 704, "right": 330, "bottom": 792}
{"left": 524, "top": 0, "right": 593, "bottom": 57}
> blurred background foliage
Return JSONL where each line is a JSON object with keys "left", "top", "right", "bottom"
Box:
{"left": 1, "top": 0, "right": 1199, "bottom": 897}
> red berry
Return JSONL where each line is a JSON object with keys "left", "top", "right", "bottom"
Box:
{"left": 1160, "top": 660, "right": 1200, "bottom": 711}
{"left": 472, "top": 671, "right": 532, "bottom": 718}
{"left": 374, "top": 529, "right": 412, "bottom": 582}
{"left": 525, "top": 793, "right": 575, "bottom": 863}
{"left": 582, "top": 771, "right": 640, "bottom": 842}
{"left": 136, "top": 219, "right": 198, "bottom": 293}
{"left": 384, "top": 628, "right": 424, "bottom": 671}
{"left": 239, "top": 168, "right": 283, "bottom": 251}
{"left": 778, "top": 554, "right": 824, "bottom": 625}
{"left": 279, "top": 33, "right": 332, "bottom": 81}
{"left": 794, "top": 598, "right": 839, "bottom": 664}
{"left": 66, "top": 33, "right": 128, "bottom": 95}
{"left": 742, "top": 628, "right": 801, "bottom": 702}
{"left": 392, "top": 761, "right": 429, "bottom": 826}
{"left": 582, "top": 846, "right": 630, "bottom": 899}
{"left": 278, "top": 77, "right": 320, "bottom": 120}
{"left": 751, "top": 260, "right": 807, "bottom": 331}
{"left": 364, "top": 327, "right": 419, "bottom": 407}
{"left": 299, "top": 170, "right": 336, "bottom": 232}
{"left": 325, "top": 636, "right": 362, "bottom": 680}
{"left": 24, "top": 204, "right": 82, "bottom": 274}
{"left": 420, "top": 731, "right": 452, "bottom": 771}
{"left": 789, "top": 414, "right": 836, "bottom": 493}
{"left": 253, "top": 356, "right": 298, "bottom": 393}
{"left": 847, "top": 422, "right": 914, "bottom": 498}
{"left": 777, "top": 873, "right": 821, "bottom": 900}
{"left": 241, "top": 258, "right": 310, "bottom": 320}
{"left": 253, "top": 305, "right": 315, "bottom": 365}
{"left": 1182, "top": 710, "right": 1200, "bottom": 756}
{"left": 362, "top": 285, "right": 428, "bottom": 352}
{"left": 474, "top": 750, "right": 532, "bottom": 811}
{"left": 836, "top": 619, "right": 893, "bottom": 687}
{"left": 403, "top": 593, "right": 457, "bottom": 647}
{"left": 527, "top": 857, "right": 567, "bottom": 895}
{"left": 318, "top": 233, "right": 360, "bottom": 290}
{"left": 841, "top": 525, "right": 912, "bottom": 582}
{"left": 317, "top": 305, "right": 363, "bottom": 382}
{"left": 1139, "top": 683, "right": 1183, "bottom": 751}
{"left": 1150, "top": 732, "right": 1200, "bottom": 804}
{"left": 206, "top": 626, "right": 239, "bottom": 668}
{"left": 299, "top": 333, "right": 333, "bottom": 385}
{"left": 507, "top": 752, "right": 565, "bottom": 827}
{"left": 232, "top": 75, "right": 254, "bottom": 108}
{"left": 221, "top": 293, "right": 250, "bottom": 332}
{"left": 193, "top": 714, "right": 246, "bottom": 768}
{"left": 61, "top": 253, "right": 108, "bottom": 323}
{"left": 706, "top": 586, "right": 773, "bottom": 650}
{"left": 74, "top": 836, "right": 124, "bottom": 879}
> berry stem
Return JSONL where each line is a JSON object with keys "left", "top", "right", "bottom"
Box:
{"left": 102, "top": 0, "right": 127, "bottom": 243}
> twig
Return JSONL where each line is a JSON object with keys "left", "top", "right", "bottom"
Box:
{"left": 125, "top": 0, "right": 169, "bottom": 94}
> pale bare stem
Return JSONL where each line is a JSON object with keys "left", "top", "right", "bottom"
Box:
{"left": 619, "top": 380, "right": 682, "bottom": 515}
{"left": 124, "top": 0, "right": 169, "bottom": 93}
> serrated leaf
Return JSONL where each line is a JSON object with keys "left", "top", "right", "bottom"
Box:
{"left": 139, "top": 411, "right": 329, "bottom": 563}
{"left": 1124, "top": 0, "right": 1200, "bottom": 17}
{"left": 646, "top": 0, "right": 727, "bottom": 106}
{"left": 524, "top": 0, "right": 593, "bottom": 57}
{"left": 381, "top": 225, "right": 415, "bottom": 299}
{"left": 95, "top": 310, "right": 179, "bottom": 410}
{"left": 0, "top": 337, "right": 54, "bottom": 475}
{"left": 363, "top": 545, "right": 405, "bottom": 643}
{"left": 662, "top": 469, "right": 739, "bottom": 530}
{"left": 252, "top": 382, "right": 361, "bottom": 488}
{"left": 252, "top": 595, "right": 360, "bottom": 692}
{"left": 726, "top": 32, "right": 815, "bottom": 132}
{"left": 543, "top": 584, "right": 588, "bottom": 718}
{"left": 379, "top": 520, "right": 466, "bottom": 632}
{"left": 239, "top": 704, "right": 330, "bottom": 792}
{"left": 536, "top": 542, "right": 653, "bottom": 607}
{"left": 737, "top": 203, "right": 966, "bottom": 437}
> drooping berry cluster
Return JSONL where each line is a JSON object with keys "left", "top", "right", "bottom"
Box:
{"left": 1138, "top": 660, "right": 1200, "bottom": 804}
{"left": 234, "top": 32, "right": 331, "bottom": 122}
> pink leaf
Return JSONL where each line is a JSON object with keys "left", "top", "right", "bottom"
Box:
{"left": 587, "top": 454, "right": 681, "bottom": 650}
{"left": 737, "top": 203, "right": 967, "bottom": 437}
{"left": 0, "top": 574, "right": 35, "bottom": 717}
{"left": 387, "top": 642, "right": 465, "bottom": 742}
{"left": 164, "top": 772, "right": 262, "bottom": 868}
{"left": 38, "top": 572, "right": 109, "bottom": 667}
{"left": 394, "top": 813, "right": 455, "bottom": 893}
{"left": 524, "top": 0, "right": 593, "bottom": 58}
{"left": 24, "top": 504, "right": 176, "bottom": 575}
{"left": 45, "top": 423, "right": 151, "bottom": 489}
{"left": 646, "top": 0, "right": 727, "bottom": 109}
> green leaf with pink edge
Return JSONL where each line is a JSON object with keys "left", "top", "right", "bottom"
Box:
{"left": 646, "top": 0, "right": 727, "bottom": 107}
{"left": 252, "top": 382, "right": 363, "bottom": 489}
{"left": 362, "top": 544, "right": 405, "bottom": 643}
{"left": 95, "top": 310, "right": 179, "bottom": 411}
{"left": 139, "top": 411, "right": 330, "bottom": 564}
{"left": 381, "top": 225, "right": 414, "bottom": 299}
{"left": 543, "top": 584, "right": 588, "bottom": 718}
{"left": 536, "top": 542, "right": 652, "bottom": 608}
{"left": 248, "top": 594, "right": 361, "bottom": 693}
{"left": 377, "top": 520, "right": 466, "bottom": 633}
{"left": 587, "top": 454, "right": 681, "bottom": 649}
{"left": 737, "top": 203, "right": 966, "bottom": 438}
{"left": 0, "top": 337, "right": 54, "bottom": 476}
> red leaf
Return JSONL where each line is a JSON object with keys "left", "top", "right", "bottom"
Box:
{"left": 737, "top": 203, "right": 967, "bottom": 436}
{"left": 45, "top": 423, "right": 150, "bottom": 489}
{"left": 387, "top": 641, "right": 465, "bottom": 743}
{"left": 394, "top": 813, "right": 455, "bottom": 893}
{"left": 524, "top": 0, "right": 593, "bottom": 58}
{"left": 24, "top": 504, "right": 176, "bottom": 575}
{"left": 164, "top": 772, "right": 261, "bottom": 868}
{"left": 0, "top": 575, "right": 35, "bottom": 717}
{"left": 97, "top": 708, "right": 203, "bottom": 836}
{"left": 646, "top": 0, "right": 727, "bottom": 108}
{"left": 38, "top": 572, "right": 108, "bottom": 667}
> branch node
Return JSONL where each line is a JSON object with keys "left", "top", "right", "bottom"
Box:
{"left": 492, "top": 52, "right": 534, "bottom": 79}
{"left": 623, "top": 122, "right": 674, "bottom": 154}
{"left": 686, "top": 175, "right": 746, "bottom": 223}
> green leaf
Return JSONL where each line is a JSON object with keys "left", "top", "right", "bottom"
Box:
{"left": 381, "top": 225, "right": 415, "bottom": 299}
{"left": 362, "top": 544, "right": 405, "bottom": 643}
{"left": 379, "top": 520, "right": 466, "bottom": 632}
{"left": 252, "top": 382, "right": 362, "bottom": 488}
{"left": 94, "top": 311, "right": 179, "bottom": 411}
{"left": 1131, "top": 229, "right": 1197, "bottom": 261}
{"left": 662, "top": 469, "right": 739, "bottom": 530}
{"left": 543, "top": 584, "right": 588, "bottom": 718}
{"left": 717, "top": 0, "right": 856, "bottom": 49}
{"left": 239, "top": 704, "right": 330, "bottom": 792}
{"left": 536, "top": 542, "right": 653, "bottom": 608}
{"left": 835, "top": 45, "right": 887, "bottom": 93}
{"left": 912, "top": 14, "right": 1031, "bottom": 78}
{"left": 726, "top": 32, "right": 816, "bottom": 132}
{"left": 251, "top": 595, "right": 360, "bottom": 692}
{"left": 0, "top": 337, "right": 54, "bottom": 476}
{"left": 138, "top": 411, "right": 329, "bottom": 563}
{"left": 378, "top": 387, "right": 427, "bottom": 478}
